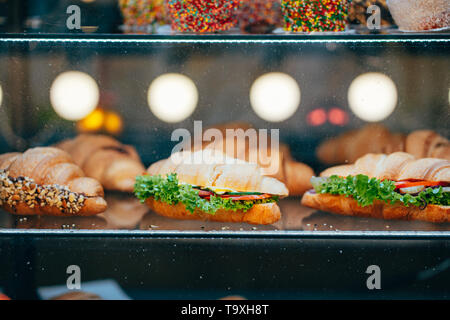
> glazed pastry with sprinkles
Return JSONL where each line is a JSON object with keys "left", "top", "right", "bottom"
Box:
{"left": 119, "top": 0, "right": 168, "bottom": 28}
{"left": 0, "top": 147, "right": 107, "bottom": 216}
{"left": 166, "top": 0, "right": 241, "bottom": 33}
{"left": 282, "top": 0, "right": 350, "bottom": 32}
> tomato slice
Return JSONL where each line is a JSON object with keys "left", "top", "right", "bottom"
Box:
{"left": 197, "top": 190, "right": 214, "bottom": 197}
{"left": 394, "top": 180, "right": 445, "bottom": 189}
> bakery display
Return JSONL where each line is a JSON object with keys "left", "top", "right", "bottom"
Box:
{"left": 237, "top": 0, "right": 283, "bottom": 33}
{"left": 0, "top": 147, "right": 107, "bottom": 216}
{"left": 135, "top": 149, "right": 289, "bottom": 225}
{"left": 191, "top": 122, "right": 314, "bottom": 196}
{"left": 316, "top": 124, "right": 450, "bottom": 165}
{"left": 281, "top": 0, "right": 350, "bottom": 32}
{"left": 166, "top": 0, "right": 241, "bottom": 33}
{"left": 302, "top": 152, "right": 449, "bottom": 223}
{"left": 119, "top": 0, "right": 168, "bottom": 30}
{"left": 386, "top": 0, "right": 449, "bottom": 31}
{"left": 56, "top": 134, "right": 145, "bottom": 193}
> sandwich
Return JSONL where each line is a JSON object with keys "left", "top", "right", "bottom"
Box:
{"left": 301, "top": 152, "right": 449, "bottom": 223}
{"left": 134, "top": 149, "right": 289, "bottom": 225}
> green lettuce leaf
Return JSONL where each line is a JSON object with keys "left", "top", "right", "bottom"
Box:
{"left": 134, "top": 173, "right": 278, "bottom": 215}
{"left": 312, "top": 175, "right": 449, "bottom": 207}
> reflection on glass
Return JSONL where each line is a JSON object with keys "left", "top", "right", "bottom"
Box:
{"left": 147, "top": 73, "right": 198, "bottom": 123}
{"left": 50, "top": 71, "right": 100, "bottom": 121}
{"left": 348, "top": 72, "right": 397, "bottom": 122}
{"left": 250, "top": 72, "right": 301, "bottom": 122}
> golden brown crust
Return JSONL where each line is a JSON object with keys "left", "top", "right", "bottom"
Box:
{"left": 0, "top": 147, "right": 106, "bottom": 216}
{"left": 146, "top": 198, "right": 281, "bottom": 225}
{"left": 301, "top": 192, "right": 449, "bottom": 223}
{"left": 320, "top": 152, "right": 450, "bottom": 182}
{"left": 56, "top": 134, "right": 145, "bottom": 192}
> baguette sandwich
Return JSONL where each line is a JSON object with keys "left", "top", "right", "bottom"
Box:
{"left": 134, "top": 149, "right": 289, "bottom": 225}
{"left": 301, "top": 152, "right": 449, "bottom": 223}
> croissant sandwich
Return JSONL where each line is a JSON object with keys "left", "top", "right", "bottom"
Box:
{"left": 0, "top": 147, "right": 107, "bottom": 216}
{"left": 134, "top": 149, "right": 289, "bottom": 225}
{"left": 56, "top": 134, "right": 145, "bottom": 193}
{"left": 301, "top": 152, "right": 449, "bottom": 223}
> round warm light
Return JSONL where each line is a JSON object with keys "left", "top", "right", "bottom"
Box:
{"left": 104, "top": 111, "right": 123, "bottom": 135}
{"left": 0, "top": 84, "right": 3, "bottom": 107}
{"left": 147, "top": 73, "right": 198, "bottom": 123}
{"left": 50, "top": 71, "right": 99, "bottom": 121}
{"left": 348, "top": 72, "right": 397, "bottom": 122}
{"left": 250, "top": 72, "right": 301, "bottom": 122}
{"left": 77, "top": 108, "right": 105, "bottom": 132}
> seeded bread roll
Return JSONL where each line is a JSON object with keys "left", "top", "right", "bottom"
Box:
{"left": 0, "top": 147, "right": 107, "bottom": 216}
{"left": 56, "top": 134, "right": 146, "bottom": 192}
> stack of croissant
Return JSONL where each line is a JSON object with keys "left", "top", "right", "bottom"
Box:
{"left": 316, "top": 124, "right": 450, "bottom": 165}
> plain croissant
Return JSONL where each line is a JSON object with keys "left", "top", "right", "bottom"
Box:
{"left": 0, "top": 147, "right": 107, "bottom": 216}
{"left": 316, "top": 124, "right": 450, "bottom": 165}
{"left": 56, "top": 134, "right": 146, "bottom": 192}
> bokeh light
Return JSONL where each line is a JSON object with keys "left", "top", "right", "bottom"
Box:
{"left": 50, "top": 71, "right": 99, "bottom": 121}
{"left": 0, "top": 84, "right": 3, "bottom": 107}
{"left": 104, "top": 111, "right": 123, "bottom": 135}
{"left": 328, "top": 107, "right": 349, "bottom": 126}
{"left": 250, "top": 72, "right": 301, "bottom": 122}
{"left": 77, "top": 108, "right": 105, "bottom": 132}
{"left": 307, "top": 108, "right": 327, "bottom": 126}
{"left": 147, "top": 73, "right": 198, "bottom": 123}
{"left": 348, "top": 72, "right": 397, "bottom": 122}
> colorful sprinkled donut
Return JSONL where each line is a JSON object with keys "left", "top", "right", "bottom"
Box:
{"left": 166, "top": 0, "right": 241, "bottom": 33}
{"left": 119, "top": 0, "right": 167, "bottom": 28}
{"left": 282, "top": 0, "right": 350, "bottom": 32}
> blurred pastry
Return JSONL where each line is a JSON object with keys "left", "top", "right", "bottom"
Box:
{"left": 237, "top": 0, "right": 283, "bottom": 34}
{"left": 192, "top": 122, "right": 314, "bottom": 196}
{"left": 316, "top": 124, "right": 450, "bottom": 165}
{"left": 50, "top": 291, "right": 102, "bottom": 300}
{"left": 387, "top": 0, "right": 449, "bottom": 31}
{"left": 56, "top": 134, "right": 145, "bottom": 193}
{"left": 348, "top": 0, "right": 394, "bottom": 27}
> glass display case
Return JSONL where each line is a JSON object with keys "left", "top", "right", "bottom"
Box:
{"left": 0, "top": 0, "right": 448, "bottom": 300}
